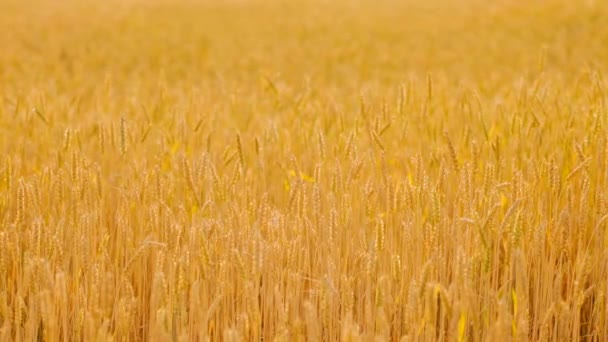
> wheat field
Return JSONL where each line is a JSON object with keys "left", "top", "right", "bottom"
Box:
{"left": 1, "top": 0, "right": 608, "bottom": 340}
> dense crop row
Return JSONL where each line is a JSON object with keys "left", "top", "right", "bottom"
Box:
{"left": 1, "top": 0, "right": 607, "bottom": 340}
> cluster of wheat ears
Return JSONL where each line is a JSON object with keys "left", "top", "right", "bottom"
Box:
{"left": 1, "top": 0, "right": 607, "bottom": 340}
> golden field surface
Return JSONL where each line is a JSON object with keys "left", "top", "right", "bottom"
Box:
{"left": 1, "top": 0, "right": 608, "bottom": 340}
